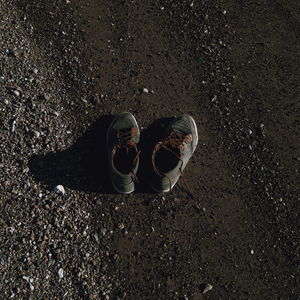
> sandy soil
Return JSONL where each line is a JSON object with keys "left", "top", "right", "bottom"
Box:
{"left": 0, "top": 0, "right": 299, "bottom": 299}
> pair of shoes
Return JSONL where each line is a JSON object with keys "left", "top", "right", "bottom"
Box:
{"left": 106, "top": 112, "right": 198, "bottom": 194}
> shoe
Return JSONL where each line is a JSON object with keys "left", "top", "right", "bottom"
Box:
{"left": 150, "top": 114, "right": 198, "bottom": 193}
{"left": 106, "top": 112, "right": 140, "bottom": 194}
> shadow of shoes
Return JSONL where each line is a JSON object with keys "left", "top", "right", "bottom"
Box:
{"left": 29, "top": 115, "right": 115, "bottom": 193}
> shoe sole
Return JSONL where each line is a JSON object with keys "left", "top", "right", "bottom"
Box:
{"left": 189, "top": 115, "right": 198, "bottom": 149}
{"left": 107, "top": 112, "right": 139, "bottom": 194}
{"left": 151, "top": 115, "right": 198, "bottom": 193}
{"left": 112, "top": 181, "right": 134, "bottom": 194}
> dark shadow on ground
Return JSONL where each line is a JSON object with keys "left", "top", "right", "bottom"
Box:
{"left": 136, "top": 117, "right": 174, "bottom": 193}
{"left": 29, "top": 115, "right": 114, "bottom": 193}
{"left": 29, "top": 116, "right": 175, "bottom": 194}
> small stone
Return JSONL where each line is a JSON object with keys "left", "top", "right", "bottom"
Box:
{"left": 94, "top": 234, "right": 99, "bottom": 242}
{"left": 0, "top": 76, "right": 4, "bottom": 83}
{"left": 58, "top": 268, "right": 64, "bottom": 279}
{"left": 22, "top": 276, "right": 30, "bottom": 282}
{"left": 211, "top": 95, "right": 217, "bottom": 102}
{"left": 118, "top": 223, "right": 125, "bottom": 230}
{"left": 250, "top": 249, "right": 254, "bottom": 255}
{"left": 23, "top": 167, "right": 29, "bottom": 173}
{"left": 11, "top": 120, "right": 16, "bottom": 132}
{"left": 33, "top": 130, "right": 40, "bottom": 138}
{"left": 142, "top": 88, "right": 149, "bottom": 93}
{"left": 6, "top": 227, "right": 15, "bottom": 234}
{"left": 13, "top": 90, "right": 20, "bottom": 97}
{"left": 54, "top": 185, "right": 65, "bottom": 195}
{"left": 33, "top": 68, "right": 38, "bottom": 74}
{"left": 199, "top": 283, "right": 213, "bottom": 294}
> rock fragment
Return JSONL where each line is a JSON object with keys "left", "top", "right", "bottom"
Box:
{"left": 58, "top": 268, "right": 64, "bottom": 279}
{"left": 13, "top": 90, "right": 20, "bottom": 97}
{"left": 54, "top": 185, "right": 65, "bottom": 195}
{"left": 199, "top": 283, "right": 213, "bottom": 294}
{"left": 32, "top": 130, "right": 40, "bottom": 138}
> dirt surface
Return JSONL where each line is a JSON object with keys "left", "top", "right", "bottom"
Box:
{"left": 0, "top": 0, "right": 299, "bottom": 299}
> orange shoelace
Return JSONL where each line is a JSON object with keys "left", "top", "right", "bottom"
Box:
{"left": 155, "top": 131, "right": 193, "bottom": 197}
{"left": 116, "top": 128, "right": 140, "bottom": 182}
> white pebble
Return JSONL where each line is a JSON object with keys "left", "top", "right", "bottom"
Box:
{"left": 54, "top": 185, "right": 65, "bottom": 195}
{"left": 33, "top": 68, "right": 38, "bottom": 74}
{"left": 250, "top": 249, "right": 254, "bottom": 255}
{"left": 13, "top": 90, "right": 20, "bottom": 97}
{"left": 33, "top": 130, "right": 40, "bottom": 138}
{"left": 202, "top": 283, "right": 213, "bottom": 294}
{"left": 143, "top": 88, "right": 149, "bottom": 93}
{"left": 58, "top": 268, "right": 64, "bottom": 279}
{"left": 6, "top": 227, "right": 15, "bottom": 234}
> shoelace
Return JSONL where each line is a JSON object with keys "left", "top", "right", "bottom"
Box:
{"left": 117, "top": 128, "right": 138, "bottom": 150}
{"left": 116, "top": 128, "right": 140, "bottom": 182}
{"left": 156, "top": 131, "right": 193, "bottom": 197}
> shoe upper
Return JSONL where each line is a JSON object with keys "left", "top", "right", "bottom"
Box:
{"left": 151, "top": 114, "right": 198, "bottom": 192}
{"left": 107, "top": 112, "right": 140, "bottom": 194}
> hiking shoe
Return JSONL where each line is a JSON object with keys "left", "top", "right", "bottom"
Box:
{"left": 107, "top": 112, "right": 140, "bottom": 194}
{"left": 150, "top": 114, "right": 198, "bottom": 193}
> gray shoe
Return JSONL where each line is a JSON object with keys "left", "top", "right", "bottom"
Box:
{"left": 150, "top": 114, "right": 198, "bottom": 193}
{"left": 107, "top": 112, "right": 140, "bottom": 194}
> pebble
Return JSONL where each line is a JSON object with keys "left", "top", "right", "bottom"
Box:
{"left": 0, "top": 76, "right": 4, "bottom": 83}
{"left": 54, "top": 185, "right": 65, "bottom": 195}
{"left": 13, "top": 90, "right": 20, "bottom": 97}
{"left": 142, "top": 88, "right": 149, "bottom": 93}
{"left": 250, "top": 249, "right": 254, "bottom": 255}
{"left": 33, "top": 130, "right": 40, "bottom": 138}
{"left": 200, "top": 283, "right": 213, "bottom": 294}
{"left": 118, "top": 223, "right": 125, "bottom": 230}
{"left": 6, "top": 227, "right": 15, "bottom": 234}
{"left": 58, "top": 268, "right": 64, "bottom": 279}
{"left": 11, "top": 120, "right": 16, "bottom": 132}
{"left": 33, "top": 68, "right": 38, "bottom": 74}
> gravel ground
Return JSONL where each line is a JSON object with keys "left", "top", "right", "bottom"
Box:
{"left": 0, "top": 0, "right": 299, "bottom": 299}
